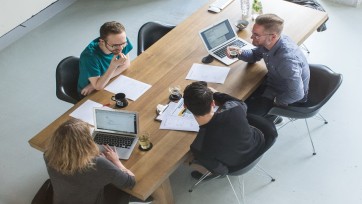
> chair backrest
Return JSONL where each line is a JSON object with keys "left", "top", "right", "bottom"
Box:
{"left": 32, "top": 179, "right": 53, "bottom": 204}
{"left": 228, "top": 115, "right": 277, "bottom": 175}
{"left": 269, "top": 64, "right": 343, "bottom": 118}
{"left": 56, "top": 56, "right": 80, "bottom": 104}
{"left": 137, "top": 22, "right": 175, "bottom": 55}
{"left": 302, "top": 64, "right": 343, "bottom": 110}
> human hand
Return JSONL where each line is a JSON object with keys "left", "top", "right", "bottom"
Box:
{"left": 110, "top": 53, "right": 127, "bottom": 69}
{"left": 80, "top": 83, "right": 96, "bottom": 96}
{"left": 226, "top": 46, "right": 242, "bottom": 59}
{"left": 102, "top": 144, "right": 120, "bottom": 164}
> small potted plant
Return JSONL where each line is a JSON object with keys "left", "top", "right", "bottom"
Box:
{"left": 252, "top": 0, "right": 263, "bottom": 20}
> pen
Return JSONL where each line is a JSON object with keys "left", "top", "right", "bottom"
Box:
{"left": 181, "top": 108, "right": 187, "bottom": 114}
{"left": 179, "top": 108, "right": 187, "bottom": 116}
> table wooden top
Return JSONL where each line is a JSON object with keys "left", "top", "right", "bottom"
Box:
{"left": 28, "top": 0, "right": 327, "bottom": 200}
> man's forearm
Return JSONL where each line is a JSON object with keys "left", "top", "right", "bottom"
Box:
{"left": 111, "top": 60, "right": 129, "bottom": 78}
{"left": 90, "top": 55, "right": 131, "bottom": 90}
{"left": 92, "top": 67, "right": 116, "bottom": 90}
{"left": 213, "top": 92, "right": 241, "bottom": 105}
{"left": 238, "top": 49, "right": 262, "bottom": 63}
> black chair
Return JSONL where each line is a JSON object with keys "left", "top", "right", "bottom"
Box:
{"left": 56, "top": 56, "right": 81, "bottom": 104}
{"left": 268, "top": 64, "right": 343, "bottom": 155}
{"left": 137, "top": 22, "right": 175, "bottom": 55}
{"left": 32, "top": 179, "right": 53, "bottom": 204}
{"left": 189, "top": 115, "right": 278, "bottom": 204}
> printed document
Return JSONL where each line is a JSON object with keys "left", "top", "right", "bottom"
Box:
{"left": 186, "top": 63, "right": 230, "bottom": 84}
{"left": 159, "top": 98, "right": 199, "bottom": 132}
{"left": 160, "top": 115, "right": 199, "bottom": 132}
{"left": 105, "top": 75, "right": 151, "bottom": 101}
{"left": 69, "top": 100, "right": 111, "bottom": 126}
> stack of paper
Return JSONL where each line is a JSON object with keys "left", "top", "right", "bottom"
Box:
{"left": 159, "top": 98, "right": 199, "bottom": 132}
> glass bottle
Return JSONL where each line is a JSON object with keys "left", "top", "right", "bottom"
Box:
{"left": 240, "top": 0, "right": 250, "bottom": 20}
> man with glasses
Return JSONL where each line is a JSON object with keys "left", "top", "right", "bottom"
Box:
{"left": 226, "top": 14, "right": 309, "bottom": 124}
{"left": 78, "top": 21, "right": 133, "bottom": 96}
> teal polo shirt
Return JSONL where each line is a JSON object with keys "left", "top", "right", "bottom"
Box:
{"left": 77, "top": 37, "right": 133, "bottom": 93}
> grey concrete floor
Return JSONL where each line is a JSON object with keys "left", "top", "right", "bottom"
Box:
{"left": 0, "top": 0, "right": 361, "bottom": 203}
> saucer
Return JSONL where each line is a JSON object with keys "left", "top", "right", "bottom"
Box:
{"left": 139, "top": 143, "right": 153, "bottom": 151}
{"left": 169, "top": 93, "right": 182, "bottom": 101}
{"left": 235, "top": 20, "right": 249, "bottom": 31}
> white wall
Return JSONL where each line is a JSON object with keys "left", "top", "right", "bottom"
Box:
{"left": 0, "top": 0, "right": 77, "bottom": 51}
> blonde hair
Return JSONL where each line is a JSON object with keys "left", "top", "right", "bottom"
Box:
{"left": 255, "top": 14, "right": 284, "bottom": 35}
{"left": 45, "top": 118, "right": 99, "bottom": 175}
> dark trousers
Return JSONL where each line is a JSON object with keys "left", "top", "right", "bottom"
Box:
{"left": 245, "top": 81, "right": 274, "bottom": 117}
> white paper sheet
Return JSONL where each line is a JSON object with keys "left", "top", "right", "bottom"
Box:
{"left": 160, "top": 115, "right": 199, "bottom": 132}
{"left": 105, "top": 75, "right": 152, "bottom": 101}
{"left": 69, "top": 100, "right": 111, "bottom": 126}
{"left": 159, "top": 98, "right": 199, "bottom": 132}
{"left": 186, "top": 63, "right": 230, "bottom": 84}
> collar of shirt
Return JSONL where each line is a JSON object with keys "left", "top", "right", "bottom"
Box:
{"left": 266, "top": 34, "right": 284, "bottom": 57}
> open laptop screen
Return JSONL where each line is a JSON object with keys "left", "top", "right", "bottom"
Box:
{"left": 95, "top": 109, "right": 137, "bottom": 134}
{"left": 200, "top": 19, "right": 235, "bottom": 50}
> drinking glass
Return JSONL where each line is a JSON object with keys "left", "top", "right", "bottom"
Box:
{"left": 139, "top": 132, "right": 152, "bottom": 151}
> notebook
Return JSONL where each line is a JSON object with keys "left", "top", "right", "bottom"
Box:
{"left": 93, "top": 108, "right": 139, "bottom": 160}
{"left": 199, "top": 19, "right": 255, "bottom": 65}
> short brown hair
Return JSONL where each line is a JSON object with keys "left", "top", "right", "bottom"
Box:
{"left": 184, "top": 81, "right": 213, "bottom": 116}
{"left": 255, "top": 14, "right": 284, "bottom": 35}
{"left": 100, "top": 21, "right": 125, "bottom": 40}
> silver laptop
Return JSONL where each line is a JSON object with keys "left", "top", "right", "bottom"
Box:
{"left": 93, "top": 108, "right": 139, "bottom": 160}
{"left": 199, "top": 19, "right": 255, "bottom": 65}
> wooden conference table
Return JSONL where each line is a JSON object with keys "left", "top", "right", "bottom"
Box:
{"left": 29, "top": 0, "right": 327, "bottom": 203}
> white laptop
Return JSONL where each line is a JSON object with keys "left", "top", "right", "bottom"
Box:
{"left": 199, "top": 19, "right": 255, "bottom": 65}
{"left": 93, "top": 108, "right": 139, "bottom": 160}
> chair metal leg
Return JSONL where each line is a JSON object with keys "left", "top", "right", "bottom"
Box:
{"left": 255, "top": 165, "right": 276, "bottom": 182}
{"left": 314, "top": 113, "right": 328, "bottom": 124}
{"left": 227, "top": 176, "right": 241, "bottom": 204}
{"left": 276, "top": 118, "right": 295, "bottom": 130}
{"left": 276, "top": 116, "right": 320, "bottom": 155}
{"left": 238, "top": 175, "right": 246, "bottom": 204}
{"left": 301, "top": 43, "right": 310, "bottom": 54}
{"left": 188, "top": 171, "right": 211, "bottom": 192}
{"left": 305, "top": 119, "right": 317, "bottom": 155}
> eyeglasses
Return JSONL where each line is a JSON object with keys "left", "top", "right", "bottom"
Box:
{"left": 251, "top": 33, "right": 274, "bottom": 40}
{"left": 104, "top": 40, "right": 128, "bottom": 50}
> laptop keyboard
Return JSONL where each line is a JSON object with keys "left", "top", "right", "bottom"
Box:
{"left": 213, "top": 40, "right": 247, "bottom": 58}
{"left": 94, "top": 133, "right": 135, "bottom": 149}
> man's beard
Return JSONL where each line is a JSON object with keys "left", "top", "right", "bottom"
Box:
{"left": 112, "top": 49, "right": 121, "bottom": 55}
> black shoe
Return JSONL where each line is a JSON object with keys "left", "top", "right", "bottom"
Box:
{"left": 191, "top": 171, "right": 220, "bottom": 181}
{"left": 129, "top": 195, "right": 153, "bottom": 204}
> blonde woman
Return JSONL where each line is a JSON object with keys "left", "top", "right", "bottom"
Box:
{"left": 44, "top": 118, "right": 150, "bottom": 204}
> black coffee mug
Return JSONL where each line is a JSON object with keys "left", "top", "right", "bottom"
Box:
{"left": 111, "top": 93, "right": 128, "bottom": 108}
